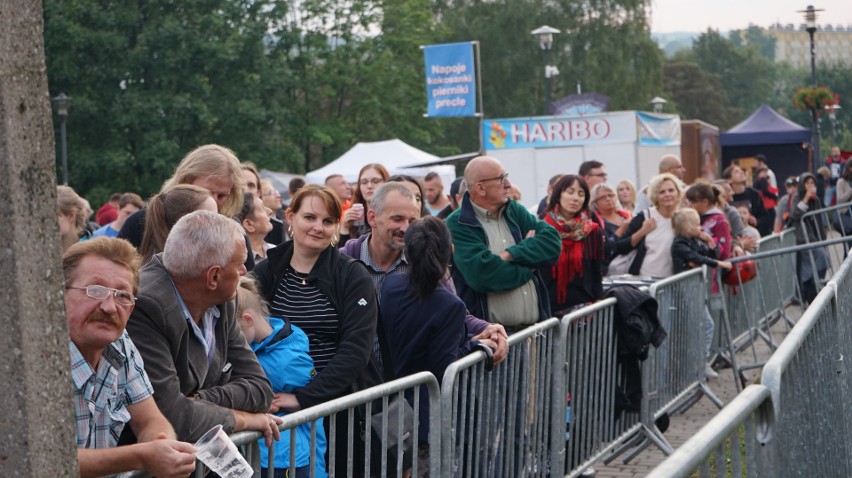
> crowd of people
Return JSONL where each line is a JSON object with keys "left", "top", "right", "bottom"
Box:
{"left": 57, "top": 142, "right": 847, "bottom": 477}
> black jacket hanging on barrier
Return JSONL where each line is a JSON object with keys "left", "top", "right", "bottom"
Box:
{"left": 606, "top": 285, "right": 666, "bottom": 359}
{"left": 605, "top": 285, "right": 667, "bottom": 417}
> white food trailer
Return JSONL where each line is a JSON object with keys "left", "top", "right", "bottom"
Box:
{"left": 482, "top": 111, "right": 681, "bottom": 208}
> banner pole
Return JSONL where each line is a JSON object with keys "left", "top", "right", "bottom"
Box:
{"left": 474, "top": 41, "right": 484, "bottom": 155}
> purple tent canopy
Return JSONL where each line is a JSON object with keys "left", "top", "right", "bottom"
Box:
{"left": 720, "top": 104, "right": 810, "bottom": 147}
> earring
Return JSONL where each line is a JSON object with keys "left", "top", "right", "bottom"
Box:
{"left": 287, "top": 225, "right": 293, "bottom": 237}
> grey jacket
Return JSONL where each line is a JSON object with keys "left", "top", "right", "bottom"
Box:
{"left": 127, "top": 254, "right": 272, "bottom": 442}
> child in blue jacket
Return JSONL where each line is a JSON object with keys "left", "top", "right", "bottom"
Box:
{"left": 237, "top": 277, "right": 328, "bottom": 478}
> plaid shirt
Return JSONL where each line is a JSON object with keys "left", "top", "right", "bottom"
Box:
{"left": 359, "top": 236, "right": 407, "bottom": 372}
{"left": 70, "top": 331, "right": 153, "bottom": 448}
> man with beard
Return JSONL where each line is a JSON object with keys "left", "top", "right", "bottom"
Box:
{"left": 63, "top": 237, "right": 197, "bottom": 477}
{"left": 340, "top": 182, "right": 419, "bottom": 300}
{"left": 341, "top": 182, "right": 508, "bottom": 370}
{"left": 424, "top": 171, "right": 450, "bottom": 216}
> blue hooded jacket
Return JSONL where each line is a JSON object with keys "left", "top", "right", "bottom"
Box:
{"left": 252, "top": 318, "right": 328, "bottom": 475}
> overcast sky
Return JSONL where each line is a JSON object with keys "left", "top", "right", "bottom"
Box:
{"left": 650, "top": 0, "right": 852, "bottom": 33}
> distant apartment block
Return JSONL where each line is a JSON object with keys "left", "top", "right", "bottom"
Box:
{"left": 767, "top": 23, "right": 852, "bottom": 68}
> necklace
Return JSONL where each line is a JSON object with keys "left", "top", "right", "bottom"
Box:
{"left": 289, "top": 266, "right": 309, "bottom": 286}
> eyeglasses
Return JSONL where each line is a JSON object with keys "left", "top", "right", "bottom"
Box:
{"left": 67, "top": 285, "right": 136, "bottom": 307}
{"left": 262, "top": 190, "right": 280, "bottom": 197}
{"left": 478, "top": 172, "right": 509, "bottom": 184}
{"left": 359, "top": 178, "right": 384, "bottom": 186}
{"left": 595, "top": 193, "right": 616, "bottom": 202}
{"left": 587, "top": 172, "right": 608, "bottom": 178}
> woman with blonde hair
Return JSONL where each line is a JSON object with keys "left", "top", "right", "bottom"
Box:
{"left": 614, "top": 173, "right": 683, "bottom": 277}
{"left": 57, "top": 185, "right": 86, "bottom": 252}
{"left": 119, "top": 144, "right": 245, "bottom": 246}
{"left": 138, "top": 184, "right": 217, "bottom": 263}
{"left": 616, "top": 179, "right": 637, "bottom": 213}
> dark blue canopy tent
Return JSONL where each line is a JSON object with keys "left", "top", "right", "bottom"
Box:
{"left": 721, "top": 104, "right": 811, "bottom": 183}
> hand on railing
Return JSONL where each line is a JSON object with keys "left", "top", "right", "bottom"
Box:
{"left": 472, "top": 323, "right": 509, "bottom": 365}
{"left": 233, "top": 410, "right": 283, "bottom": 447}
{"left": 270, "top": 392, "right": 301, "bottom": 413}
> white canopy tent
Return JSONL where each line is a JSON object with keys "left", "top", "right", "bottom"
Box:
{"left": 305, "top": 139, "right": 455, "bottom": 188}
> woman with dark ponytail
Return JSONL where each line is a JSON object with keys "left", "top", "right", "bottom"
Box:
{"left": 379, "top": 216, "right": 497, "bottom": 470}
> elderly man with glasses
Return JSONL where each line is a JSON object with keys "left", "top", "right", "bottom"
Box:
{"left": 446, "top": 156, "right": 561, "bottom": 334}
{"left": 63, "top": 237, "right": 197, "bottom": 477}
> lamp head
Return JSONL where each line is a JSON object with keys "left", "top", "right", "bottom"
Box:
{"left": 52, "top": 92, "right": 71, "bottom": 117}
{"left": 531, "top": 25, "right": 560, "bottom": 51}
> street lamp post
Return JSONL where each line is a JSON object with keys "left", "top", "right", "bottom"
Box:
{"left": 650, "top": 97, "right": 667, "bottom": 113}
{"left": 531, "top": 25, "right": 560, "bottom": 116}
{"left": 825, "top": 104, "right": 841, "bottom": 145}
{"left": 800, "top": 5, "right": 823, "bottom": 173}
{"left": 52, "top": 93, "right": 71, "bottom": 186}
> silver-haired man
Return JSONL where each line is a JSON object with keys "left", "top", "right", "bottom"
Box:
{"left": 127, "top": 210, "right": 281, "bottom": 443}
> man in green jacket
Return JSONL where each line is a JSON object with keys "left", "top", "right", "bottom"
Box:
{"left": 446, "top": 156, "right": 561, "bottom": 333}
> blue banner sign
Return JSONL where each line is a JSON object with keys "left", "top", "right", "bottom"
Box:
{"left": 423, "top": 42, "right": 476, "bottom": 117}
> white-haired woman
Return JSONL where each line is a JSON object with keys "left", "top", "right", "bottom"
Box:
{"left": 590, "top": 183, "right": 632, "bottom": 273}
{"left": 613, "top": 173, "right": 683, "bottom": 278}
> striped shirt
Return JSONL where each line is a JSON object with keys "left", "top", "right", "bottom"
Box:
{"left": 268, "top": 267, "right": 338, "bottom": 371}
{"left": 70, "top": 331, "right": 153, "bottom": 449}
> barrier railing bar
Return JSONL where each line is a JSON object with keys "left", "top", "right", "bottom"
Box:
{"left": 645, "top": 385, "right": 772, "bottom": 478}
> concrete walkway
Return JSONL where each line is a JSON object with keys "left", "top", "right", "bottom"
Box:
{"left": 589, "top": 304, "right": 801, "bottom": 477}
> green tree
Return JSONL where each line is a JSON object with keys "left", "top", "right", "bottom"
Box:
{"left": 44, "top": 0, "right": 289, "bottom": 203}
{"left": 688, "top": 29, "right": 776, "bottom": 128}
{"left": 662, "top": 59, "right": 730, "bottom": 127}
{"left": 729, "top": 26, "right": 776, "bottom": 60}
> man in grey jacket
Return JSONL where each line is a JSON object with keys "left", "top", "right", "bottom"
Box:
{"left": 127, "top": 210, "right": 280, "bottom": 443}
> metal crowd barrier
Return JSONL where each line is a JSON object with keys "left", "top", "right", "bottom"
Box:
{"left": 439, "top": 318, "right": 563, "bottom": 477}
{"left": 121, "top": 372, "right": 441, "bottom": 478}
{"left": 712, "top": 230, "right": 803, "bottom": 390}
{"left": 605, "top": 269, "right": 724, "bottom": 466}
{"left": 558, "top": 299, "right": 627, "bottom": 476}
{"left": 799, "top": 201, "right": 852, "bottom": 290}
{"left": 647, "top": 249, "right": 852, "bottom": 477}
{"left": 711, "top": 230, "right": 797, "bottom": 355}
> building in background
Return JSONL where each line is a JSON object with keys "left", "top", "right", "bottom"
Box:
{"left": 767, "top": 23, "right": 852, "bottom": 68}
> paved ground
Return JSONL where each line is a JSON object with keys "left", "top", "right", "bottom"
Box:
{"left": 588, "top": 304, "right": 802, "bottom": 478}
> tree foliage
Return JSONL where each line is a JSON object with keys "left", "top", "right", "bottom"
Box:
{"left": 44, "top": 0, "right": 445, "bottom": 203}
{"left": 52, "top": 0, "right": 852, "bottom": 205}
{"left": 662, "top": 59, "right": 730, "bottom": 127}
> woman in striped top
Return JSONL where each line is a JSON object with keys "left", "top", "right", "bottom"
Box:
{"left": 252, "top": 184, "right": 382, "bottom": 475}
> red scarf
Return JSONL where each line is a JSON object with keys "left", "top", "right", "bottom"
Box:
{"left": 544, "top": 209, "right": 604, "bottom": 305}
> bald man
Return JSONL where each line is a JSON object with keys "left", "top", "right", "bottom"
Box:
{"left": 446, "top": 156, "right": 561, "bottom": 332}
{"left": 635, "top": 155, "right": 688, "bottom": 212}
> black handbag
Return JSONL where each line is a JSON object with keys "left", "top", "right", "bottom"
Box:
{"left": 364, "top": 396, "right": 415, "bottom": 478}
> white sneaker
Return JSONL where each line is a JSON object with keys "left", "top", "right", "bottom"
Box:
{"left": 704, "top": 364, "right": 719, "bottom": 379}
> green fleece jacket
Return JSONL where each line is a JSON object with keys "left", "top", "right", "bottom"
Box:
{"left": 446, "top": 192, "right": 561, "bottom": 322}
